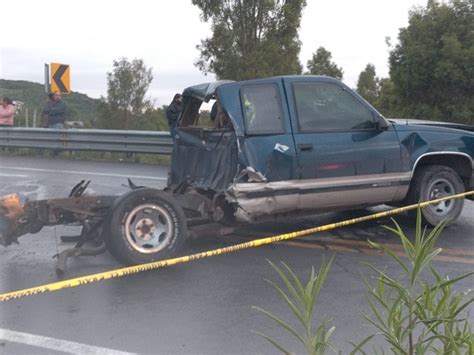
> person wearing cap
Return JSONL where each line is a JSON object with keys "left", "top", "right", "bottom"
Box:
{"left": 166, "top": 93, "right": 182, "bottom": 139}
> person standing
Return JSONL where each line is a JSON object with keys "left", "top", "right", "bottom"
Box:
{"left": 42, "top": 91, "right": 66, "bottom": 129}
{"left": 166, "top": 93, "right": 182, "bottom": 139}
{"left": 41, "top": 92, "right": 66, "bottom": 157}
{"left": 0, "top": 97, "right": 16, "bottom": 127}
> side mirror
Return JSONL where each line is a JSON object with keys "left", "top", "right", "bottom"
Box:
{"left": 375, "top": 115, "right": 389, "bottom": 130}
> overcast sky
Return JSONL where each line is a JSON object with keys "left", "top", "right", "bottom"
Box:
{"left": 0, "top": 0, "right": 427, "bottom": 106}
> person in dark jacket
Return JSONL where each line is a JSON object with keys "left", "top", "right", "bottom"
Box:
{"left": 42, "top": 92, "right": 66, "bottom": 129}
{"left": 166, "top": 93, "right": 182, "bottom": 139}
{"left": 41, "top": 92, "right": 66, "bottom": 157}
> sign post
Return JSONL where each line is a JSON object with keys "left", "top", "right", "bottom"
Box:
{"left": 44, "top": 63, "right": 50, "bottom": 93}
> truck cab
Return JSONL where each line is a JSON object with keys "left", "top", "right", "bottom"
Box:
{"left": 170, "top": 75, "right": 474, "bottom": 226}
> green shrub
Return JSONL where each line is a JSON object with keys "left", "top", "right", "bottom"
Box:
{"left": 253, "top": 257, "right": 335, "bottom": 355}
{"left": 352, "top": 208, "right": 473, "bottom": 354}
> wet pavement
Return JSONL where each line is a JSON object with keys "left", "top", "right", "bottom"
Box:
{"left": 0, "top": 155, "right": 473, "bottom": 354}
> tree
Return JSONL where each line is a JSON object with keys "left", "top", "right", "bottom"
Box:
{"left": 192, "top": 0, "right": 306, "bottom": 80}
{"left": 98, "top": 58, "right": 154, "bottom": 129}
{"left": 355, "top": 64, "right": 406, "bottom": 118}
{"left": 355, "top": 66, "right": 406, "bottom": 118}
{"left": 356, "top": 63, "right": 379, "bottom": 104}
{"left": 374, "top": 78, "right": 405, "bottom": 118}
{"left": 389, "top": 0, "right": 474, "bottom": 124}
{"left": 306, "top": 46, "right": 343, "bottom": 80}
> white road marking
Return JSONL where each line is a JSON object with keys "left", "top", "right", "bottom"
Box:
{"left": 0, "top": 328, "right": 136, "bottom": 355}
{"left": 0, "top": 166, "right": 166, "bottom": 181}
{"left": 0, "top": 173, "right": 28, "bottom": 178}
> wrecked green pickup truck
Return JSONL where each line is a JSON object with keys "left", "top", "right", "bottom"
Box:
{"left": 1, "top": 75, "right": 474, "bottom": 268}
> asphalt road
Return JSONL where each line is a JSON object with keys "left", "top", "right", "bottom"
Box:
{"left": 0, "top": 155, "right": 473, "bottom": 354}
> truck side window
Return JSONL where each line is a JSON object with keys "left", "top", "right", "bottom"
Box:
{"left": 293, "top": 83, "right": 375, "bottom": 132}
{"left": 241, "top": 84, "right": 284, "bottom": 135}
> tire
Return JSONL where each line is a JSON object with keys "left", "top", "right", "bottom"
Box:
{"left": 103, "top": 188, "right": 187, "bottom": 265}
{"left": 407, "top": 165, "right": 464, "bottom": 226}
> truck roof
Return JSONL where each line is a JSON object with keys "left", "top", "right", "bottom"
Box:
{"left": 181, "top": 75, "right": 345, "bottom": 102}
{"left": 182, "top": 80, "right": 235, "bottom": 102}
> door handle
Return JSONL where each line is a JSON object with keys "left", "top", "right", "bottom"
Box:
{"left": 297, "top": 143, "right": 313, "bottom": 151}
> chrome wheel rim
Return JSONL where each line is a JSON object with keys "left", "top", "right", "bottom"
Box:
{"left": 425, "top": 178, "right": 456, "bottom": 216}
{"left": 124, "top": 204, "right": 173, "bottom": 254}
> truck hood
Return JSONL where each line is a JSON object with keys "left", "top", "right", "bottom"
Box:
{"left": 389, "top": 118, "right": 474, "bottom": 133}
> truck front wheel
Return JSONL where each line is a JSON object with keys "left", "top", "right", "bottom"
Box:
{"left": 408, "top": 165, "right": 464, "bottom": 226}
{"left": 103, "top": 189, "right": 187, "bottom": 265}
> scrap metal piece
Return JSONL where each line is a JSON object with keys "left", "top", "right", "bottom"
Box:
{"left": 75, "top": 180, "right": 91, "bottom": 197}
{"left": 55, "top": 244, "right": 107, "bottom": 275}
{"left": 0, "top": 192, "right": 117, "bottom": 246}
{"left": 236, "top": 166, "right": 267, "bottom": 183}
{"left": 0, "top": 194, "right": 25, "bottom": 246}
{"left": 0, "top": 193, "right": 24, "bottom": 220}
{"left": 126, "top": 178, "right": 144, "bottom": 190}
{"left": 69, "top": 180, "right": 85, "bottom": 197}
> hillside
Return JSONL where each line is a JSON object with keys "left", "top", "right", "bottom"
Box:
{"left": 0, "top": 79, "right": 100, "bottom": 126}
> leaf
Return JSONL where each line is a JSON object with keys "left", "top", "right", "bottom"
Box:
{"left": 252, "top": 306, "right": 306, "bottom": 345}
{"left": 304, "top": 266, "right": 317, "bottom": 312}
{"left": 365, "top": 298, "right": 389, "bottom": 334}
{"left": 311, "top": 323, "right": 336, "bottom": 354}
{"left": 384, "top": 219, "right": 414, "bottom": 259}
{"left": 451, "top": 298, "right": 474, "bottom": 319}
{"left": 280, "top": 261, "right": 306, "bottom": 303}
{"left": 252, "top": 331, "right": 293, "bottom": 354}
{"left": 349, "top": 334, "right": 375, "bottom": 355}
{"left": 410, "top": 247, "right": 443, "bottom": 286}
{"left": 369, "top": 240, "right": 409, "bottom": 274}
{"left": 309, "top": 256, "right": 334, "bottom": 316}
{"left": 265, "top": 279, "right": 307, "bottom": 329}
{"left": 364, "top": 264, "right": 406, "bottom": 295}
{"left": 415, "top": 206, "right": 422, "bottom": 250}
{"left": 268, "top": 260, "right": 304, "bottom": 307}
{"left": 431, "top": 272, "right": 474, "bottom": 291}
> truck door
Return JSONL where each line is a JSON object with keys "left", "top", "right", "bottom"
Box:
{"left": 237, "top": 79, "right": 297, "bottom": 182}
{"left": 283, "top": 77, "right": 406, "bottom": 207}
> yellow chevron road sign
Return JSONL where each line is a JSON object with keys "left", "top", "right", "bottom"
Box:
{"left": 50, "top": 63, "right": 70, "bottom": 95}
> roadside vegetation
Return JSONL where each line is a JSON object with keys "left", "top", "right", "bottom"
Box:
{"left": 254, "top": 209, "right": 474, "bottom": 354}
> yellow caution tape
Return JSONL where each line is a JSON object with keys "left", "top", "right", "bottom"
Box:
{"left": 0, "top": 191, "right": 473, "bottom": 302}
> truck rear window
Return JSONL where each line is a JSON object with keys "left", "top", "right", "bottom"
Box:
{"left": 241, "top": 84, "right": 284, "bottom": 135}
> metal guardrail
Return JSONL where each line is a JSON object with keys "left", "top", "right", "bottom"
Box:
{"left": 0, "top": 127, "right": 173, "bottom": 155}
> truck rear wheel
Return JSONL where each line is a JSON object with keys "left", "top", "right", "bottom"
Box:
{"left": 103, "top": 189, "right": 187, "bottom": 265}
{"left": 408, "top": 165, "right": 464, "bottom": 226}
